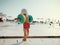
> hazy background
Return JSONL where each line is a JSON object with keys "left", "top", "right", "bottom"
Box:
{"left": 0, "top": 0, "right": 60, "bottom": 20}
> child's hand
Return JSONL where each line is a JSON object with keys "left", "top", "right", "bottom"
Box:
{"left": 14, "top": 18, "right": 20, "bottom": 21}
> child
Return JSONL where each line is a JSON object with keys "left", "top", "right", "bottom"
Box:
{"left": 21, "top": 9, "right": 30, "bottom": 41}
{"left": 15, "top": 9, "right": 30, "bottom": 41}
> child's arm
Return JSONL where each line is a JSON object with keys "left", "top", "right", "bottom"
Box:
{"left": 14, "top": 18, "right": 20, "bottom": 21}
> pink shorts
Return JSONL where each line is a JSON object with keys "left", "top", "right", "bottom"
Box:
{"left": 23, "top": 22, "right": 30, "bottom": 29}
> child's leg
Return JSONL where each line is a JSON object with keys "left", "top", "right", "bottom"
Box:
{"left": 27, "top": 29, "right": 29, "bottom": 36}
{"left": 23, "top": 29, "right": 27, "bottom": 41}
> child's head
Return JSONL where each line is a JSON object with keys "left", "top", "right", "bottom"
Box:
{"left": 21, "top": 9, "right": 28, "bottom": 16}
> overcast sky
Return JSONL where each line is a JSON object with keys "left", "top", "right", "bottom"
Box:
{"left": 0, "top": 0, "right": 60, "bottom": 20}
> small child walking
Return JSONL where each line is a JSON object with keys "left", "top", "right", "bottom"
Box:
{"left": 21, "top": 9, "right": 30, "bottom": 41}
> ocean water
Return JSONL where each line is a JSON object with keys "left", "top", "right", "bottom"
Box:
{"left": 0, "top": 21, "right": 60, "bottom": 36}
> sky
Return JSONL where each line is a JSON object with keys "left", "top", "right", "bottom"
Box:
{"left": 0, "top": 0, "right": 60, "bottom": 20}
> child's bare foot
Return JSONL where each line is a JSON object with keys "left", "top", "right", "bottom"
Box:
{"left": 23, "top": 39, "right": 26, "bottom": 41}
